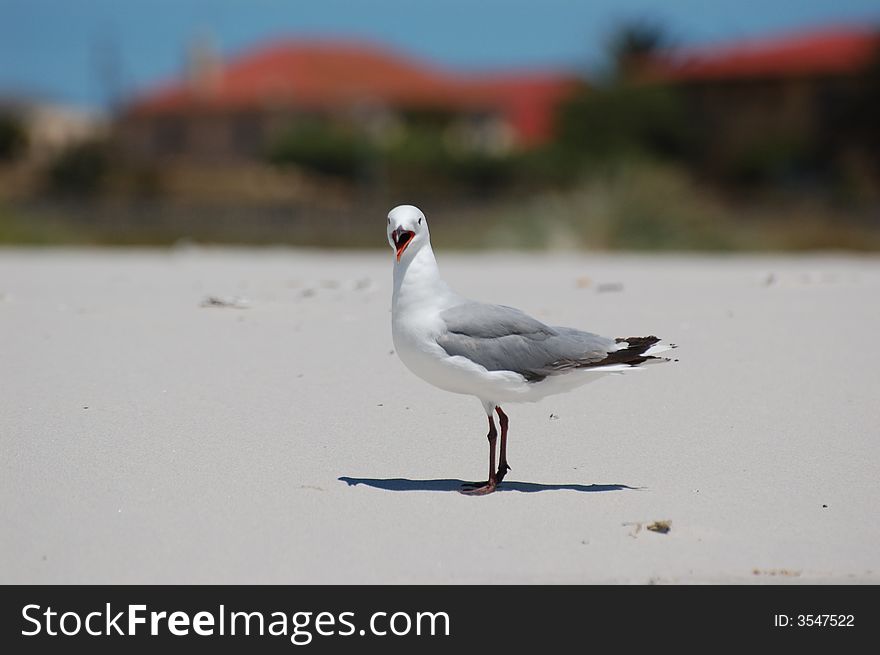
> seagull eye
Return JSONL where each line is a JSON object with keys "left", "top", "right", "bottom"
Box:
{"left": 387, "top": 218, "right": 390, "bottom": 224}
{"left": 418, "top": 217, "right": 422, "bottom": 225}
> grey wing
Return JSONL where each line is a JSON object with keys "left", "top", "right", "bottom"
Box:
{"left": 437, "top": 302, "right": 617, "bottom": 382}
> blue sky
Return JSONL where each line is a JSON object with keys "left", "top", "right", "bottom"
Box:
{"left": 2, "top": 0, "right": 879, "bottom": 109}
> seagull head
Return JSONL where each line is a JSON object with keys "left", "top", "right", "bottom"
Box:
{"left": 387, "top": 204, "right": 429, "bottom": 263}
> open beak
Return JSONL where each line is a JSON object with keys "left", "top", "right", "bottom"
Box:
{"left": 392, "top": 227, "right": 415, "bottom": 262}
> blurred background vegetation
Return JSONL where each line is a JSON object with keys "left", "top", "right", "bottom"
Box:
{"left": 1, "top": 19, "right": 878, "bottom": 250}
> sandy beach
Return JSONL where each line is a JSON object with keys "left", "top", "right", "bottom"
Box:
{"left": 2, "top": 246, "right": 878, "bottom": 584}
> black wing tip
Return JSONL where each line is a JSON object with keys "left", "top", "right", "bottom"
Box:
{"left": 613, "top": 336, "right": 661, "bottom": 353}
{"left": 527, "top": 336, "right": 676, "bottom": 383}
{"left": 614, "top": 335, "right": 659, "bottom": 346}
{"left": 602, "top": 335, "right": 673, "bottom": 367}
{"left": 615, "top": 336, "right": 678, "bottom": 351}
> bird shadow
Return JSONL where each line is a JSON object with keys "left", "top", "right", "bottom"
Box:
{"left": 338, "top": 476, "right": 641, "bottom": 494}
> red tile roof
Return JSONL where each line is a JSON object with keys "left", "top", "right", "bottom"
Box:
{"left": 651, "top": 26, "right": 880, "bottom": 82}
{"left": 126, "top": 39, "right": 577, "bottom": 145}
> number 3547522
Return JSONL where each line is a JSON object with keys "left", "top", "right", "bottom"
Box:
{"left": 797, "top": 615, "right": 854, "bottom": 627}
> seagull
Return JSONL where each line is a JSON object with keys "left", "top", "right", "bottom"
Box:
{"left": 387, "top": 204, "right": 675, "bottom": 495}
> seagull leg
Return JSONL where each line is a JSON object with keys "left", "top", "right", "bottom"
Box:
{"left": 460, "top": 414, "right": 498, "bottom": 495}
{"left": 495, "top": 406, "right": 511, "bottom": 484}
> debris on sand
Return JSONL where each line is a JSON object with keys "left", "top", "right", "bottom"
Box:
{"left": 752, "top": 568, "right": 801, "bottom": 577}
{"left": 549, "top": 413, "right": 560, "bottom": 421}
{"left": 200, "top": 295, "right": 249, "bottom": 309}
{"left": 647, "top": 520, "right": 672, "bottom": 534}
{"left": 574, "top": 276, "right": 592, "bottom": 289}
{"left": 625, "top": 520, "right": 671, "bottom": 537}
{"left": 597, "top": 282, "right": 624, "bottom": 293}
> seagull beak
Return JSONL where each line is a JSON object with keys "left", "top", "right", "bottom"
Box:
{"left": 392, "top": 227, "right": 415, "bottom": 262}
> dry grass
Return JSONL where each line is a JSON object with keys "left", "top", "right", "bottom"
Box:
{"left": 2, "top": 161, "right": 878, "bottom": 250}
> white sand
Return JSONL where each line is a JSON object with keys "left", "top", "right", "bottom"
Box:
{"left": 1, "top": 246, "right": 878, "bottom": 584}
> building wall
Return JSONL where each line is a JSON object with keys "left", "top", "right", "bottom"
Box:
{"left": 679, "top": 72, "right": 871, "bottom": 178}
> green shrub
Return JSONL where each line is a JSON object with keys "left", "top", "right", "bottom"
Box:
{"left": 267, "top": 119, "right": 518, "bottom": 190}
{"left": 267, "top": 121, "right": 373, "bottom": 178}
{"left": 0, "top": 113, "right": 28, "bottom": 162}
{"left": 557, "top": 84, "right": 692, "bottom": 162}
{"left": 726, "top": 136, "right": 817, "bottom": 187}
{"left": 47, "top": 141, "right": 109, "bottom": 196}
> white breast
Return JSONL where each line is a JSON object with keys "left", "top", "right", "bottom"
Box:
{"left": 390, "top": 242, "right": 535, "bottom": 402}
